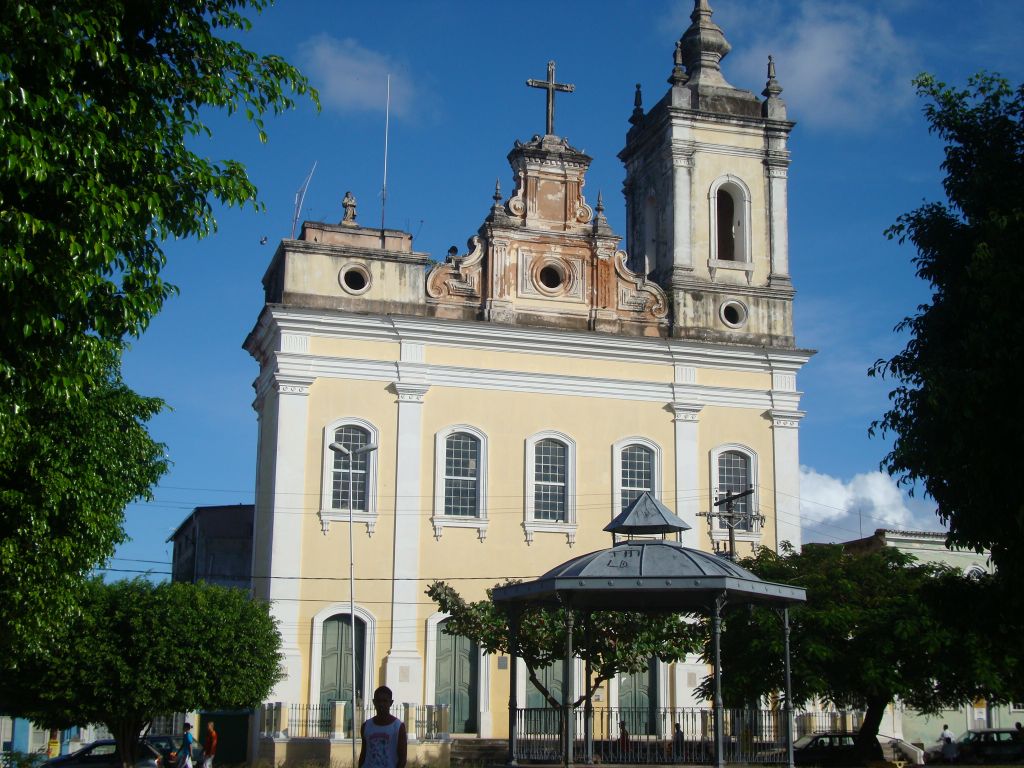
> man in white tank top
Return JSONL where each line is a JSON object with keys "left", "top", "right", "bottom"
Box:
{"left": 359, "top": 685, "right": 407, "bottom": 768}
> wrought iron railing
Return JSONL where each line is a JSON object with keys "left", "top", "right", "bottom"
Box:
{"left": 514, "top": 706, "right": 864, "bottom": 764}
{"left": 259, "top": 702, "right": 449, "bottom": 742}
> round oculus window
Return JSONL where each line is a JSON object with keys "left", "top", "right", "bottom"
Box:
{"left": 339, "top": 264, "right": 371, "bottom": 295}
{"left": 720, "top": 300, "right": 748, "bottom": 329}
{"left": 539, "top": 265, "right": 563, "bottom": 290}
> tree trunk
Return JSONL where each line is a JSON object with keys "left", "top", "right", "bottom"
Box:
{"left": 857, "top": 696, "right": 889, "bottom": 758}
{"left": 110, "top": 718, "right": 147, "bottom": 768}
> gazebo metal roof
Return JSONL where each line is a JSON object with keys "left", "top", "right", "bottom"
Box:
{"left": 492, "top": 538, "right": 805, "bottom": 611}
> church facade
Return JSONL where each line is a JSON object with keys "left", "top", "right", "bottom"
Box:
{"left": 244, "top": 0, "right": 811, "bottom": 740}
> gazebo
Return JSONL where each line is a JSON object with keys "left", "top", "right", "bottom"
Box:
{"left": 492, "top": 492, "right": 806, "bottom": 768}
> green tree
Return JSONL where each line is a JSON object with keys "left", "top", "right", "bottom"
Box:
{"left": 0, "top": 0, "right": 315, "bottom": 650}
{"left": 2, "top": 579, "right": 282, "bottom": 768}
{"left": 870, "top": 73, "right": 1024, "bottom": 579}
{"left": 0, "top": 352, "right": 167, "bottom": 656}
{"left": 427, "top": 581, "right": 698, "bottom": 710}
{"left": 702, "top": 544, "right": 1012, "bottom": 755}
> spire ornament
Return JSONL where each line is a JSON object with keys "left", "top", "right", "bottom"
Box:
{"left": 761, "top": 54, "right": 787, "bottom": 119}
{"left": 762, "top": 55, "right": 783, "bottom": 99}
{"left": 629, "top": 83, "right": 644, "bottom": 126}
{"left": 669, "top": 40, "right": 689, "bottom": 86}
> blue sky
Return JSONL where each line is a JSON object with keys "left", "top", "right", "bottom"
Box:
{"left": 110, "top": 0, "right": 1024, "bottom": 578}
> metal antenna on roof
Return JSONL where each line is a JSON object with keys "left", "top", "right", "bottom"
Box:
{"left": 291, "top": 161, "right": 317, "bottom": 239}
{"left": 380, "top": 74, "right": 391, "bottom": 248}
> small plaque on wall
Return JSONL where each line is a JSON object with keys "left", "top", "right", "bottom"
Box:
{"left": 497, "top": 656, "right": 509, "bottom": 670}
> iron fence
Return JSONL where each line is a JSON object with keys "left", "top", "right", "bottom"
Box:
{"left": 259, "top": 702, "right": 449, "bottom": 742}
{"left": 514, "top": 706, "right": 864, "bottom": 764}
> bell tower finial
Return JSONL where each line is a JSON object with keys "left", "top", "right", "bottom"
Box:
{"left": 761, "top": 54, "right": 787, "bottom": 119}
{"left": 678, "top": 0, "right": 733, "bottom": 88}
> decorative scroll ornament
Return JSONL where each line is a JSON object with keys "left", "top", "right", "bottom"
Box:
{"left": 426, "top": 236, "right": 484, "bottom": 299}
{"left": 614, "top": 251, "right": 668, "bottom": 319}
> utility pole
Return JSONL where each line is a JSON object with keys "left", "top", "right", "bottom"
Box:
{"left": 699, "top": 487, "right": 761, "bottom": 561}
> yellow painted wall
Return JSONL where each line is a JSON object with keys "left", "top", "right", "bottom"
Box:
{"left": 285, "top": 341, "right": 784, "bottom": 721}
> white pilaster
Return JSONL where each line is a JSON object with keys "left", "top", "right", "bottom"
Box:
{"left": 671, "top": 150, "right": 695, "bottom": 272}
{"left": 767, "top": 165, "right": 790, "bottom": 280}
{"left": 262, "top": 373, "right": 313, "bottom": 703}
{"left": 385, "top": 361, "right": 430, "bottom": 705}
{"left": 769, "top": 408, "right": 803, "bottom": 552}
{"left": 672, "top": 365, "right": 702, "bottom": 549}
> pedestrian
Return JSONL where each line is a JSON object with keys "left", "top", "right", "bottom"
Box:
{"left": 673, "top": 722, "right": 684, "bottom": 760}
{"left": 1013, "top": 722, "right": 1022, "bottom": 742}
{"left": 202, "top": 721, "right": 217, "bottom": 768}
{"left": 617, "top": 720, "right": 629, "bottom": 757}
{"left": 939, "top": 723, "right": 956, "bottom": 763}
{"left": 177, "top": 723, "right": 196, "bottom": 768}
{"left": 358, "top": 686, "right": 407, "bottom": 768}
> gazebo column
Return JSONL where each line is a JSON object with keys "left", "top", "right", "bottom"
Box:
{"left": 783, "top": 608, "right": 794, "bottom": 768}
{"left": 506, "top": 608, "right": 521, "bottom": 767}
{"left": 712, "top": 593, "right": 726, "bottom": 768}
{"left": 583, "top": 616, "right": 594, "bottom": 765}
{"left": 563, "top": 608, "right": 575, "bottom": 768}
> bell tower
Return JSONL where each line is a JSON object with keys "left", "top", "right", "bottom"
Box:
{"left": 619, "top": 0, "right": 795, "bottom": 346}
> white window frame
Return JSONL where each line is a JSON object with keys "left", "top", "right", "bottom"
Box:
{"left": 708, "top": 174, "right": 754, "bottom": 279}
{"left": 308, "top": 602, "right": 377, "bottom": 711}
{"left": 611, "top": 437, "right": 663, "bottom": 519}
{"left": 524, "top": 430, "right": 577, "bottom": 545}
{"left": 320, "top": 417, "right": 380, "bottom": 535}
{"left": 709, "top": 443, "right": 760, "bottom": 544}
{"left": 432, "top": 424, "right": 489, "bottom": 541}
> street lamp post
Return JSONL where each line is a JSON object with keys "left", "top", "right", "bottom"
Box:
{"left": 329, "top": 440, "right": 378, "bottom": 768}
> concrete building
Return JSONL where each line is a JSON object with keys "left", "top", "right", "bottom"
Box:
{"left": 244, "top": 0, "right": 811, "bottom": 743}
{"left": 168, "top": 504, "right": 254, "bottom": 589}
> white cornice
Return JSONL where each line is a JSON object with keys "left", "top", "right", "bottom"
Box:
{"left": 248, "top": 306, "right": 813, "bottom": 375}
{"left": 264, "top": 351, "right": 801, "bottom": 411}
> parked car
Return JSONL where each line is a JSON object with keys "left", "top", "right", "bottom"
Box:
{"left": 41, "top": 740, "right": 162, "bottom": 768}
{"left": 790, "top": 731, "right": 884, "bottom": 766}
{"left": 141, "top": 737, "right": 179, "bottom": 767}
{"left": 924, "top": 728, "right": 1024, "bottom": 764}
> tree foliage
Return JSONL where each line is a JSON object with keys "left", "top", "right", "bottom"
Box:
{"left": 427, "top": 581, "right": 699, "bottom": 709}
{"left": 0, "top": 352, "right": 167, "bottom": 656}
{"left": 703, "top": 544, "right": 1016, "bottom": 752}
{"left": 1, "top": 579, "right": 282, "bottom": 768}
{"left": 0, "top": 0, "right": 315, "bottom": 650}
{"left": 870, "top": 73, "right": 1024, "bottom": 579}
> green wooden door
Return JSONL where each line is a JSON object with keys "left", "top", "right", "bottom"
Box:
{"left": 320, "top": 615, "right": 366, "bottom": 731}
{"left": 435, "top": 618, "right": 478, "bottom": 733}
{"left": 526, "top": 661, "right": 564, "bottom": 709}
{"left": 618, "top": 658, "right": 658, "bottom": 735}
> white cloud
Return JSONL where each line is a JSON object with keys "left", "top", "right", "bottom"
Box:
{"left": 297, "top": 35, "right": 416, "bottom": 118}
{"left": 669, "top": 1, "right": 920, "bottom": 132}
{"left": 798, "top": 465, "right": 940, "bottom": 541}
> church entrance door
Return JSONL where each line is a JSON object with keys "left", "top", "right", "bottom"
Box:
{"left": 320, "top": 614, "right": 366, "bottom": 733}
{"left": 435, "top": 618, "right": 478, "bottom": 733}
{"left": 618, "top": 658, "right": 659, "bottom": 736}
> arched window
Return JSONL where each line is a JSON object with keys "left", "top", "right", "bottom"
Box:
{"left": 432, "top": 425, "right": 488, "bottom": 540}
{"left": 331, "top": 424, "right": 372, "bottom": 512}
{"left": 710, "top": 444, "right": 760, "bottom": 539}
{"left": 320, "top": 418, "right": 380, "bottom": 534}
{"left": 716, "top": 189, "right": 736, "bottom": 261}
{"left": 708, "top": 176, "right": 752, "bottom": 274}
{"left": 444, "top": 432, "right": 480, "bottom": 516}
{"left": 535, "top": 439, "right": 568, "bottom": 521}
{"left": 621, "top": 444, "right": 654, "bottom": 510}
{"left": 612, "top": 438, "right": 663, "bottom": 518}
{"left": 524, "top": 431, "right": 577, "bottom": 545}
